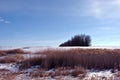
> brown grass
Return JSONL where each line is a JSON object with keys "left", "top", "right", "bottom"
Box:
{"left": 0, "top": 69, "right": 17, "bottom": 80}
{"left": 0, "top": 50, "right": 6, "bottom": 56}
{"left": 29, "top": 66, "right": 86, "bottom": 79}
{"left": 0, "top": 57, "right": 17, "bottom": 63}
{"left": 0, "top": 49, "right": 25, "bottom": 57}
{"left": 19, "top": 48, "right": 120, "bottom": 70}
{"left": 0, "top": 54, "right": 24, "bottom": 63}
{"left": 19, "top": 56, "right": 44, "bottom": 70}
{"left": 4, "top": 49, "right": 24, "bottom": 54}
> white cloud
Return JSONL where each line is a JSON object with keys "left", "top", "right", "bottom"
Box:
{"left": 82, "top": 0, "right": 120, "bottom": 19}
{"left": 98, "top": 26, "right": 113, "bottom": 31}
{"left": 4, "top": 21, "right": 11, "bottom": 24}
{"left": 0, "top": 17, "right": 11, "bottom": 24}
{"left": 0, "top": 18, "right": 4, "bottom": 22}
{"left": 0, "top": 0, "right": 120, "bottom": 20}
{"left": 96, "top": 26, "right": 119, "bottom": 34}
{"left": 51, "top": 0, "right": 120, "bottom": 19}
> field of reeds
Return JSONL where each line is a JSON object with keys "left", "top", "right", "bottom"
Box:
{"left": 0, "top": 47, "right": 120, "bottom": 80}
{"left": 20, "top": 48, "right": 120, "bottom": 70}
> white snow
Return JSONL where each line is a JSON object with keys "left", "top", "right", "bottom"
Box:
{"left": 23, "top": 54, "right": 46, "bottom": 59}
{"left": 22, "top": 46, "right": 53, "bottom": 53}
{"left": 83, "top": 70, "right": 117, "bottom": 80}
{"left": 24, "top": 65, "right": 40, "bottom": 73}
{"left": 19, "top": 46, "right": 120, "bottom": 55}
{"left": 0, "top": 63, "right": 19, "bottom": 72}
{"left": 0, "top": 46, "right": 21, "bottom": 50}
{"left": 15, "top": 74, "right": 31, "bottom": 80}
{"left": 21, "top": 46, "right": 120, "bottom": 52}
{"left": 1, "top": 46, "right": 120, "bottom": 52}
{"left": 87, "top": 70, "right": 113, "bottom": 78}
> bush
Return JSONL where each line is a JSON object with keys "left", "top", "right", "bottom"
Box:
{"left": 59, "top": 34, "right": 91, "bottom": 46}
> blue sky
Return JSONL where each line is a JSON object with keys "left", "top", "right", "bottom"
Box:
{"left": 0, "top": 0, "right": 120, "bottom": 47}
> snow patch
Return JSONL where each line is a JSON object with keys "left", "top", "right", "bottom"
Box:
{"left": 0, "top": 63, "right": 19, "bottom": 72}
{"left": 23, "top": 54, "right": 46, "bottom": 59}
{"left": 85, "top": 70, "right": 114, "bottom": 79}
{"left": 15, "top": 74, "right": 31, "bottom": 80}
{"left": 24, "top": 65, "right": 40, "bottom": 73}
{"left": 22, "top": 46, "right": 53, "bottom": 53}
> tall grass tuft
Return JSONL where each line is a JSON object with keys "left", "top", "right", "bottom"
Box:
{"left": 19, "top": 57, "right": 44, "bottom": 70}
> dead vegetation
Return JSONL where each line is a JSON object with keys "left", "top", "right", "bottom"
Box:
{"left": 1, "top": 48, "right": 120, "bottom": 80}
{"left": 19, "top": 48, "right": 120, "bottom": 70}
{"left": 3, "top": 49, "right": 24, "bottom": 54}
{"left": 29, "top": 66, "right": 86, "bottom": 79}
{"left": 0, "top": 54, "right": 24, "bottom": 63}
{"left": 0, "top": 49, "right": 25, "bottom": 57}
{"left": 0, "top": 57, "right": 17, "bottom": 63}
{"left": 19, "top": 57, "right": 43, "bottom": 70}
{"left": 0, "top": 69, "right": 17, "bottom": 80}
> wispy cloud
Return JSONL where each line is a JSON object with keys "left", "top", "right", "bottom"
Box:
{"left": 83, "top": 0, "right": 120, "bottom": 19}
{"left": 1, "top": 0, "right": 120, "bottom": 19}
{"left": 4, "top": 21, "right": 11, "bottom": 24}
{"left": 97, "top": 26, "right": 113, "bottom": 31}
{"left": 0, "top": 17, "right": 11, "bottom": 24}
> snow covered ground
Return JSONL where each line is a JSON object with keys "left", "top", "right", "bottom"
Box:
{"left": 1, "top": 46, "right": 120, "bottom": 51}
{"left": 0, "top": 63, "right": 119, "bottom": 80}
{"left": 0, "top": 63, "right": 19, "bottom": 72}
{"left": 21, "top": 46, "right": 120, "bottom": 52}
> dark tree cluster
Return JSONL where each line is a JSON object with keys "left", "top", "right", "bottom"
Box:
{"left": 59, "top": 34, "right": 91, "bottom": 46}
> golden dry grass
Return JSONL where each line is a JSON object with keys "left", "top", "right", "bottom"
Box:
{"left": 0, "top": 50, "right": 6, "bottom": 56}
{"left": 0, "top": 54, "right": 24, "bottom": 63}
{"left": 20, "top": 48, "right": 120, "bottom": 70}
{"left": 0, "top": 49, "right": 25, "bottom": 57}
{"left": 0, "top": 57, "right": 17, "bottom": 63}
{"left": 19, "top": 57, "right": 43, "bottom": 70}
{"left": 28, "top": 66, "right": 86, "bottom": 79}
{"left": 3, "top": 49, "right": 24, "bottom": 54}
{"left": 1, "top": 48, "right": 120, "bottom": 80}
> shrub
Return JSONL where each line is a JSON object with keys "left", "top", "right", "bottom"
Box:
{"left": 59, "top": 34, "right": 91, "bottom": 46}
